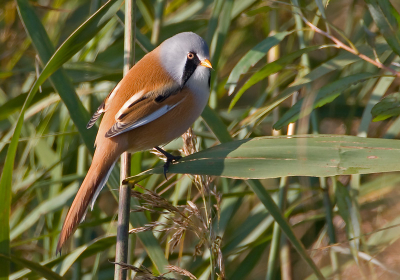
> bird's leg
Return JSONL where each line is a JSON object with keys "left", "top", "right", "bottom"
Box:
{"left": 154, "top": 146, "right": 182, "bottom": 179}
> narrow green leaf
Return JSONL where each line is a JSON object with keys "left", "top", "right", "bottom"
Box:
{"left": 229, "top": 45, "right": 332, "bottom": 110}
{"left": 205, "top": 0, "right": 224, "bottom": 44}
{"left": 241, "top": 43, "right": 391, "bottom": 126}
{"left": 371, "top": 92, "right": 400, "bottom": 121}
{"left": 244, "top": 6, "right": 271, "bottom": 16}
{"left": 53, "top": 235, "right": 116, "bottom": 276}
{"left": 0, "top": 254, "right": 64, "bottom": 280}
{"left": 273, "top": 73, "right": 381, "bottom": 130}
{"left": 10, "top": 236, "right": 116, "bottom": 279}
{"left": 358, "top": 76, "right": 395, "bottom": 135}
{"left": 130, "top": 200, "right": 169, "bottom": 273}
{"left": 335, "top": 181, "right": 360, "bottom": 263}
{"left": 10, "top": 183, "right": 78, "bottom": 241}
{"left": 315, "top": 0, "right": 327, "bottom": 20}
{"left": 229, "top": 243, "right": 267, "bottom": 280}
{"left": 225, "top": 31, "right": 291, "bottom": 94}
{"left": 16, "top": 0, "right": 124, "bottom": 150}
{"left": 335, "top": 184, "right": 352, "bottom": 234}
{"left": 210, "top": 0, "right": 234, "bottom": 70}
{"left": 0, "top": 116, "right": 22, "bottom": 280}
{"left": 201, "top": 105, "right": 233, "bottom": 143}
{"left": 246, "top": 180, "right": 325, "bottom": 280}
{"left": 367, "top": 216, "right": 400, "bottom": 248}
{"left": 365, "top": 0, "right": 400, "bottom": 56}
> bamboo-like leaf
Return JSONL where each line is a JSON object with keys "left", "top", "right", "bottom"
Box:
{"left": 358, "top": 76, "right": 395, "bottom": 135}
{"left": 365, "top": 0, "right": 400, "bottom": 56}
{"left": 371, "top": 92, "right": 400, "bottom": 121}
{"left": 240, "top": 43, "right": 391, "bottom": 127}
{"left": 126, "top": 135, "right": 400, "bottom": 180}
{"left": 225, "top": 31, "right": 291, "bottom": 94}
{"left": 16, "top": 0, "right": 124, "bottom": 150}
{"left": 229, "top": 45, "right": 333, "bottom": 110}
{"left": 314, "top": 0, "right": 327, "bottom": 20}
{"left": 273, "top": 73, "right": 381, "bottom": 130}
{"left": 6, "top": 8, "right": 126, "bottom": 252}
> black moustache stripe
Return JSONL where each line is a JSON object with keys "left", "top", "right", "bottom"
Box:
{"left": 181, "top": 55, "right": 200, "bottom": 86}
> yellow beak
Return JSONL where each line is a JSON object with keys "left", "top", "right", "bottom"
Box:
{"left": 199, "top": 59, "right": 213, "bottom": 69}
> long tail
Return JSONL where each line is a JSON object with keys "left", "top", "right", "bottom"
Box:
{"left": 56, "top": 142, "right": 120, "bottom": 254}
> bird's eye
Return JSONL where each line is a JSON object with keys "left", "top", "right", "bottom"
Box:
{"left": 187, "top": 53, "right": 195, "bottom": 59}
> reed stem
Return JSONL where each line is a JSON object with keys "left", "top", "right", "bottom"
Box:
{"left": 114, "top": 0, "right": 135, "bottom": 279}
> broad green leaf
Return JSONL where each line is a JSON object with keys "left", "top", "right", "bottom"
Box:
{"left": 225, "top": 31, "right": 291, "bottom": 94}
{"left": 126, "top": 135, "right": 400, "bottom": 180}
{"left": 273, "top": 73, "right": 381, "bottom": 130}
{"left": 0, "top": 254, "right": 64, "bottom": 280}
{"left": 371, "top": 92, "right": 400, "bottom": 121}
{"left": 365, "top": 0, "right": 400, "bottom": 56}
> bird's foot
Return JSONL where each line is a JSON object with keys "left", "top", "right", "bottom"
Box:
{"left": 154, "top": 146, "right": 182, "bottom": 179}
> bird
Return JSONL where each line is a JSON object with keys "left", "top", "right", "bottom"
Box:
{"left": 56, "top": 32, "right": 212, "bottom": 253}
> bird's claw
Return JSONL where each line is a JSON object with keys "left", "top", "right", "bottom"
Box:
{"left": 163, "top": 154, "right": 181, "bottom": 180}
{"left": 154, "top": 146, "right": 181, "bottom": 180}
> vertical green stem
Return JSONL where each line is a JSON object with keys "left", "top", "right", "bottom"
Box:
{"left": 151, "top": 0, "right": 164, "bottom": 45}
{"left": 115, "top": 0, "right": 135, "bottom": 279}
{"left": 266, "top": 177, "right": 287, "bottom": 280}
{"left": 321, "top": 177, "right": 340, "bottom": 280}
{"left": 280, "top": 238, "right": 292, "bottom": 280}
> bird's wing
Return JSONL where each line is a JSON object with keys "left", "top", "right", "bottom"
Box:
{"left": 86, "top": 83, "right": 120, "bottom": 129}
{"left": 105, "top": 84, "right": 185, "bottom": 138}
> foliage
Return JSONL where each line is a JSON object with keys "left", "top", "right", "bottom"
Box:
{"left": 1, "top": 0, "right": 400, "bottom": 279}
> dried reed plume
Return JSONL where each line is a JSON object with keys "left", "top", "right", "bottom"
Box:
{"left": 111, "top": 263, "right": 197, "bottom": 280}
{"left": 130, "top": 128, "right": 225, "bottom": 279}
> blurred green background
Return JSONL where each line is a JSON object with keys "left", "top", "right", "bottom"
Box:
{"left": 1, "top": 0, "right": 400, "bottom": 279}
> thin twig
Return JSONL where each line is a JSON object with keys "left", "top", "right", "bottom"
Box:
{"left": 301, "top": 15, "right": 400, "bottom": 77}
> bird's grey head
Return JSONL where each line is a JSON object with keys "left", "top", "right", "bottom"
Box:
{"left": 159, "top": 32, "right": 212, "bottom": 91}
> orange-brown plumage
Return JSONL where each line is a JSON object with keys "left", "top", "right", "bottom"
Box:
{"left": 57, "top": 32, "right": 211, "bottom": 254}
